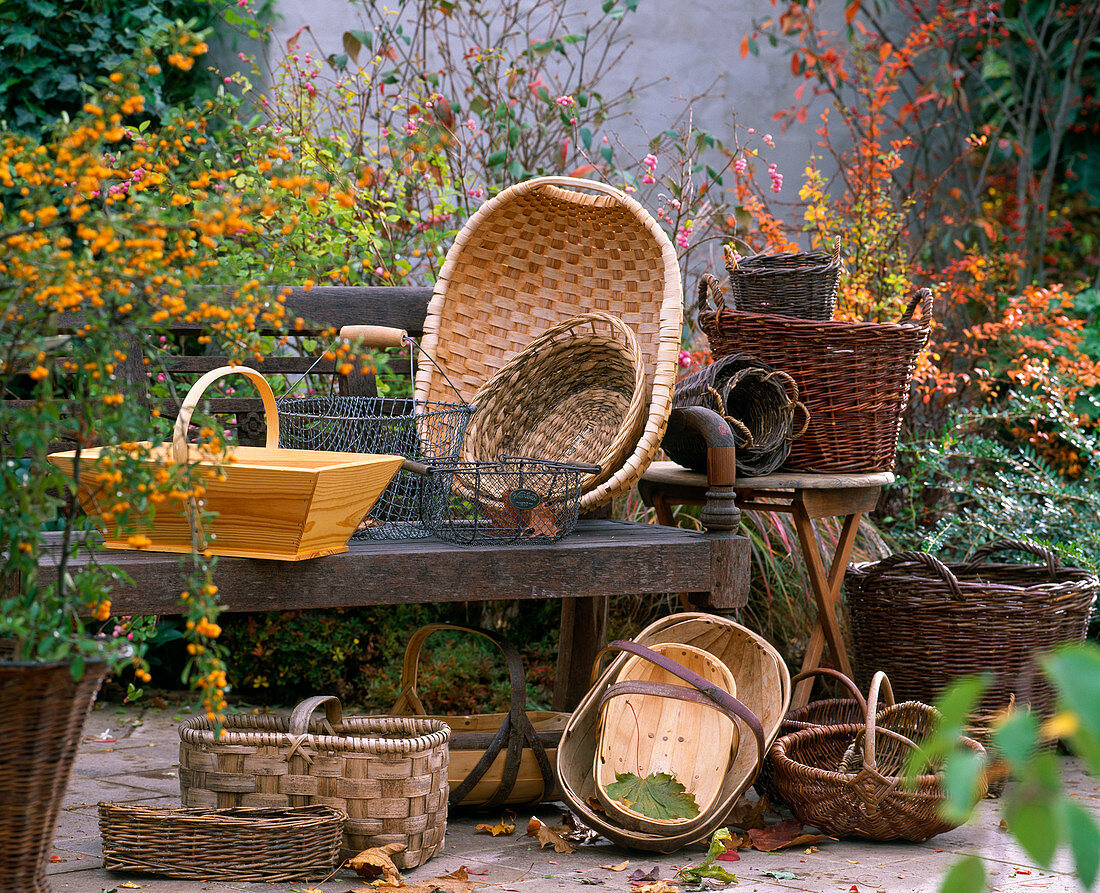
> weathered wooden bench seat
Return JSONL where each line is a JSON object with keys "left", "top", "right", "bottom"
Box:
{"left": 29, "top": 286, "right": 750, "bottom": 708}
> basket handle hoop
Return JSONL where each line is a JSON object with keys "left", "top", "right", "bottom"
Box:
{"left": 789, "top": 668, "right": 871, "bottom": 715}
{"left": 961, "top": 538, "right": 1061, "bottom": 576}
{"left": 898, "top": 287, "right": 934, "bottom": 327}
{"left": 172, "top": 365, "right": 278, "bottom": 465}
{"left": 598, "top": 640, "right": 767, "bottom": 774}
{"left": 288, "top": 695, "right": 345, "bottom": 737}
{"left": 860, "top": 551, "right": 965, "bottom": 599}
{"left": 698, "top": 273, "right": 726, "bottom": 314}
{"left": 524, "top": 175, "right": 629, "bottom": 201}
{"left": 863, "top": 671, "right": 919, "bottom": 773}
{"left": 391, "top": 623, "right": 555, "bottom": 808}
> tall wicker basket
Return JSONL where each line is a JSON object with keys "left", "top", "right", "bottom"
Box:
{"left": 178, "top": 697, "right": 449, "bottom": 869}
{"left": 699, "top": 284, "right": 932, "bottom": 473}
{"left": 845, "top": 540, "right": 1098, "bottom": 734}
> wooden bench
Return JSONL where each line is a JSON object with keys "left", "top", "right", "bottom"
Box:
{"left": 27, "top": 286, "right": 751, "bottom": 709}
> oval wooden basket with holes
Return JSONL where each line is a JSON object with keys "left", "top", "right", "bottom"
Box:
{"left": 390, "top": 624, "right": 567, "bottom": 809}
{"left": 178, "top": 697, "right": 449, "bottom": 869}
{"left": 461, "top": 312, "right": 646, "bottom": 494}
{"left": 770, "top": 672, "right": 988, "bottom": 842}
{"left": 47, "top": 366, "right": 406, "bottom": 560}
{"left": 415, "top": 176, "right": 682, "bottom": 512}
{"left": 558, "top": 613, "right": 790, "bottom": 852}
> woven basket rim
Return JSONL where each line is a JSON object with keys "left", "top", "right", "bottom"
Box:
{"left": 701, "top": 305, "right": 930, "bottom": 334}
{"left": 99, "top": 802, "right": 346, "bottom": 825}
{"left": 732, "top": 250, "right": 841, "bottom": 275}
{"left": 178, "top": 713, "right": 450, "bottom": 752}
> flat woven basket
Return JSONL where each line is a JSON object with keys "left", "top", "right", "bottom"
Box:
{"left": 462, "top": 312, "right": 646, "bottom": 492}
{"left": 98, "top": 803, "right": 344, "bottom": 881}
{"left": 845, "top": 539, "right": 1098, "bottom": 734}
{"left": 698, "top": 284, "right": 932, "bottom": 473}
{"left": 390, "top": 624, "right": 567, "bottom": 809}
{"left": 415, "top": 176, "right": 682, "bottom": 512}
{"left": 770, "top": 672, "right": 987, "bottom": 842}
{"left": 178, "top": 697, "right": 449, "bottom": 869}
{"left": 724, "top": 236, "right": 843, "bottom": 320}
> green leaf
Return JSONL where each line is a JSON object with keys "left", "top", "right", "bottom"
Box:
{"left": 991, "top": 709, "right": 1039, "bottom": 773}
{"left": 939, "top": 855, "right": 987, "bottom": 893}
{"left": 1064, "top": 801, "right": 1100, "bottom": 888}
{"left": 1006, "top": 790, "right": 1059, "bottom": 866}
{"left": 939, "top": 748, "right": 986, "bottom": 824}
{"left": 678, "top": 827, "right": 738, "bottom": 884}
{"left": 603, "top": 771, "right": 700, "bottom": 821}
{"left": 486, "top": 149, "right": 507, "bottom": 167}
{"left": 579, "top": 127, "right": 593, "bottom": 151}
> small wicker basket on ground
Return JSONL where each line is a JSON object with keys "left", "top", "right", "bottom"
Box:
{"left": 770, "top": 672, "right": 987, "bottom": 842}
{"left": 98, "top": 803, "right": 344, "bottom": 881}
{"left": 845, "top": 539, "right": 1098, "bottom": 735}
{"left": 178, "top": 697, "right": 449, "bottom": 869}
{"left": 724, "top": 236, "right": 843, "bottom": 320}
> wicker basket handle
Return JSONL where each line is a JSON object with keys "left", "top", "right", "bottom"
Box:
{"left": 288, "top": 695, "right": 344, "bottom": 737}
{"left": 789, "top": 668, "right": 871, "bottom": 714}
{"left": 697, "top": 273, "right": 726, "bottom": 314}
{"left": 860, "top": 551, "right": 965, "bottom": 599}
{"left": 598, "top": 640, "right": 767, "bottom": 772}
{"left": 898, "top": 287, "right": 934, "bottom": 327}
{"left": 524, "top": 175, "right": 629, "bottom": 201}
{"left": 391, "top": 623, "right": 554, "bottom": 808}
{"left": 961, "top": 538, "right": 1061, "bottom": 576}
{"left": 172, "top": 365, "right": 278, "bottom": 465}
{"left": 862, "top": 671, "right": 919, "bottom": 773}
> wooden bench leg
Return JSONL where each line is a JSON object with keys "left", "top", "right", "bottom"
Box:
{"left": 791, "top": 510, "right": 861, "bottom": 708}
{"left": 552, "top": 596, "right": 607, "bottom": 711}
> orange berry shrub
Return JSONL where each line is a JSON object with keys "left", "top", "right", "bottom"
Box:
{"left": 0, "top": 29, "right": 349, "bottom": 718}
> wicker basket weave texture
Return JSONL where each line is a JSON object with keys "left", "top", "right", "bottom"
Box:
{"left": 415, "top": 176, "right": 681, "bottom": 511}
{"left": 98, "top": 803, "right": 344, "bottom": 881}
{"left": 769, "top": 672, "right": 987, "bottom": 842}
{"left": 845, "top": 541, "right": 1098, "bottom": 731}
{"left": 178, "top": 698, "right": 449, "bottom": 869}
{"left": 462, "top": 312, "right": 646, "bottom": 493}
{"left": 724, "top": 236, "right": 843, "bottom": 320}
{"left": 698, "top": 284, "right": 932, "bottom": 473}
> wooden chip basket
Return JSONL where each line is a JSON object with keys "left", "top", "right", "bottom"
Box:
{"left": 390, "top": 624, "right": 567, "bottom": 809}
{"left": 178, "top": 696, "right": 449, "bottom": 869}
{"left": 48, "top": 366, "right": 405, "bottom": 560}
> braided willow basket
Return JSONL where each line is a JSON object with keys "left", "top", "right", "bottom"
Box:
{"left": 770, "top": 672, "right": 987, "bottom": 842}
{"left": 724, "top": 236, "right": 843, "bottom": 320}
{"left": 698, "top": 284, "right": 932, "bottom": 473}
{"left": 416, "top": 176, "right": 682, "bottom": 511}
{"left": 178, "top": 697, "right": 449, "bottom": 869}
{"left": 99, "top": 803, "right": 344, "bottom": 881}
{"left": 461, "top": 312, "right": 646, "bottom": 494}
{"left": 845, "top": 540, "right": 1098, "bottom": 734}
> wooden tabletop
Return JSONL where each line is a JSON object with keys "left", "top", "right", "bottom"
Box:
{"left": 641, "top": 460, "right": 896, "bottom": 491}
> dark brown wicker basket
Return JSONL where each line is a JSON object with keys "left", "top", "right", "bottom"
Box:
{"left": 770, "top": 672, "right": 987, "bottom": 841}
{"left": 845, "top": 540, "right": 1098, "bottom": 735}
{"left": 665, "top": 278, "right": 809, "bottom": 477}
{"left": 724, "top": 236, "right": 842, "bottom": 320}
{"left": 698, "top": 284, "right": 932, "bottom": 473}
{"left": 99, "top": 803, "right": 345, "bottom": 881}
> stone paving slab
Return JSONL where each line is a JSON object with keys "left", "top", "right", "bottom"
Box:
{"left": 48, "top": 700, "right": 1095, "bottom": 893}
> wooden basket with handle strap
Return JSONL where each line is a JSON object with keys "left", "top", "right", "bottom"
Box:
{"left": 391, "top": 624, "right": 567, "bottom": 809}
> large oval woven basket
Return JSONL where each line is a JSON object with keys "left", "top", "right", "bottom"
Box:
{"left": 178, "top": 697, "right": 449, "bottom": 869}
{"left": 462, "top": 312, "right": 647, "bottom": 493}
{"left": 415, "top": 176, "right": 681, "bottom": 511}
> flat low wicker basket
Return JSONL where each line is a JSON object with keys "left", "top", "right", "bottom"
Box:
{"left": 724, "top": 236, "right": 842, "bottom": 320}
{"left": 771, "top": 672, "right": 987, "bottom": 842}
{"left": 699, "top": 285, "right": 932, "bottom": 473}
{"left": 845, "top": 539, "right": 1098, "bottom": 733}
{"left": 178, "top": 697, "right": 449, "bottom": 869}
{"left": 98, "top": 803, "right": 344, "bottom": 881}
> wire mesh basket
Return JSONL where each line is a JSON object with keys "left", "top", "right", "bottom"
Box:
{"left": 278, "top": 395, "right": 473, "bottom": 539}
{"left": 421, "top": 457, "right": 601, "bottom": 545}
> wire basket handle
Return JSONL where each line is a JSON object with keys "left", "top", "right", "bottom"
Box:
{"left": 339, "top": 325, "right": 409, "bottom": 348}
{"left": 860, "top": 551, "right": 965, "bottom": 599}
{"left": 961, "top": 538, "right": 1061, "bottom": 577}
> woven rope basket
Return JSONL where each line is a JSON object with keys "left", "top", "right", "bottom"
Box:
{"left": 699, "top": 284, "right": 932, "bottom": 473}
{"left": 845, "top": 540, "right": 1098, "bottom": 734}
{"left": 415, "top": 176, "right": 681, "bottom": 511}
{"left": 178, "top": 697, "right": 449, "bottom": 869}
{"left": 770, "top": 672, "right": 987, "bottom": 842}
{"left": 462, "top": 312, "right": 646, "bottom": 493}
{"left": 99, "top": 803, "right": 345, "bottom": 881}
